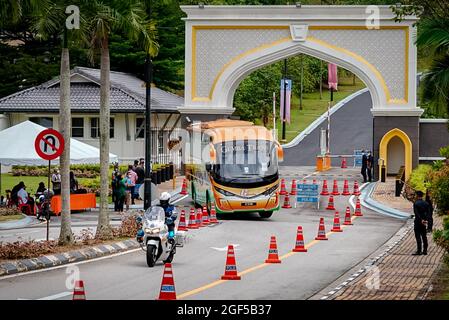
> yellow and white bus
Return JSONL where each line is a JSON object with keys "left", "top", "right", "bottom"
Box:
{"left": 185, "top": 119, "right": 283, "bottom": 218}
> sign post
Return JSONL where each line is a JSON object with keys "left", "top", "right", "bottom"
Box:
{"left": 296, "top": 182, "right": 320, "bottom": 210}
{"left": 34, "top": 129, "right": 64, "bottom": 241}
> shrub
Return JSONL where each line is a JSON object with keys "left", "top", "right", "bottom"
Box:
{"left": 0, "top": 240, "right": 58, "bottom": 260}
{"left": 408, "top": 164, "right": 433, "bottom": 192}
{"left": 429, "top": 165, "right": 449, "bottom": 215}
{"left": 440, "top": 145, "right": 449, "bottom": 159}
{"left": 0, "top": 207, "right": 21, "bottom": 216}
{"left": 434, "top": 216, "right": 449, "bottom": 253}
{"left": 113, "top": 213, "right": 139, "bottom": 238}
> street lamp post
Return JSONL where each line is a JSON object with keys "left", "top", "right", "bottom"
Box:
{"left": 281, "top": 59, "right": 287, "bottom": 142}
{"left": 144, "top": 0, "right": 153, "bottom": 210}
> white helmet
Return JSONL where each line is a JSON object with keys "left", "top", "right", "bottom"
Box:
{"left": 160, "top": 192, "right": 171, "bottom": 201}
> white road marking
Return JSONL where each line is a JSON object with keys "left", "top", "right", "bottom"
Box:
{"left": 171, "top": 194, "right": 188, "bottom": 204}
{"left": 0, "top": 248, "right": 141, "bottom": 281}
{"left": 210, "top": 244, "right": 240, "bottom": 251}
{"left": 38, "top": 291, "right": 72, "bottom": 300}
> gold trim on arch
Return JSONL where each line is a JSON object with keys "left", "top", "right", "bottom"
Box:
{"left": 379, "top": 128, "right": 413, "bottom": 181}
{"left": 191, "top": 25, "right": 409, "bottom": 104}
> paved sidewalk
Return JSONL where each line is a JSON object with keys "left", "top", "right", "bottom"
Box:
{"left": 328, "top": 181, "right": 446, "bottom": 300}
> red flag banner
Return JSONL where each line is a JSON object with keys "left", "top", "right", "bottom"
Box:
{"left": 328, "top": 63, "right": 338, "bottom": 91}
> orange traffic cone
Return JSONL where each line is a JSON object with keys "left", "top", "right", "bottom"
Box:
{"left": 292, "top": 226, "right": 307, "bottom": 252}
{"left": 279, "top": 179, "right": 287, "bottom": 195}
{"left": 221, "top": 245, "right": 241, "bottom": 280}
{"left": 202, "top": 206, "right": 210, "bottom": 226}
{"left": 196, "top": 208, "right": 204, "bottom": 227}
{"left": 265, "top": 236, "right": 281, "bottom": 263}
{"left": 177, "top": 210, "right": 188, "bottom": 231}
{"left": 353, "top": 181, "right": 361, "bottom": 196}
{"left": 188, "top": 207, "right": 198, "bottom": 229}
{"left": 320, "top": 180, "right": 329, "bottom": 196}
{"left": 315, "top": 218, "right": 328, "bottom": 240}
{"left": 157, "top": 263, "right": 176, "bottom": 300}
{"left": 290, "top": 179, "right": 297, "bottom": 195}
{"left": 341, "top": 157, "right": 347, "bottom": 168}
{"left": 331, "top": 180, "right": 340, "bottom": 196}
{"left": 342, "top": 180, "right": 351, "bottom": 196}
{"left": 343, "top": 206, "right": 353, "bottom": 225}
{"left": 313, "top": 179, "right": 317, "bottom": 185}
{"left": 354, "top": 199, "right": 363, "bottom": 216}
{"left": 180, "top": 178, "right": 188, "bottom": 195}
{"left": 282, "top": 194, "right": 292, "bottom": 209}
{"left": 326, "top": 196, "right": 335, "bottom": 210}
{"left": 331, "top": 211, "right": 343, "bottom": 232}
{"left": 209, "top": 204, "right": 219, "bottom": 224}
{"left": 72, "top": 280, "right": 86, "bottom": 300}
{"left": 302, "top": 179, "right": 307, "bottom": 184}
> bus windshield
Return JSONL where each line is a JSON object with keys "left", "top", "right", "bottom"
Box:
{"left": 211, "top": 140, "right": 278, "bottom": 187}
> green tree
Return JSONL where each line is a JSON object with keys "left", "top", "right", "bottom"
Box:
{"left": 83, "top": 0, "right": 158, "bottom": 239}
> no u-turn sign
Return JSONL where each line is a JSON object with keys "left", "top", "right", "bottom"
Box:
{"left": 34, "top": 129, "right": 65, "bottom": 161}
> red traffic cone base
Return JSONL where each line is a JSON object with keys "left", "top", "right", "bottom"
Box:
{"left": 221, "top": 245, "right": 241, "bottom": 280}
{"left": 343, "top": 206, "right": 353, "bottom": 225}
{"left": 73, "top": 280, "right": 86, "bottom": 300}
{"left": 209, "top": 204, "right": 219, "bottom": 224}
{"left": 354, "top": 199, "right": 363, "bottom": 217}
{"left": 282, "top": 194, "right": 292, "bottom": 209}
{"left": 180, "top": 178, "right": 188, "bottom": 195}
{"left": 326, "top": 196, "right": 335, "bottom": 210}
{"left": 321, "top": 180, "right": 329, "bottom": 196}
{"left": 290, "top": 179, "right": 297, "bottom": 195}
{"left": 265, "top": 236, "right": 282, "bottom": 263}
{"left": 331, "top": 211, "right": 343, "bottom": 232}
{"left": 315, "top": 218, "right": 328, "bottom": 240}
{"left": 177, "top": 210, "right": 188, "bottom": 231}
{"left": 188, "top": 208, "right": 198, "bottom": 229}
{"left": 331, "top": 180, "right": 340, "bottom": 196}
{"left": 292, "top": 226, "right": 307, "bottom": 252}
{"left": 342, "top": 180, "right": 351, "bottom": 196}
{"left": 157, "top": 263, "right": 177, "bottom": 300}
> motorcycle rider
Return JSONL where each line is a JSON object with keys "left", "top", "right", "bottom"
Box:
{"left": 158, "top": 192, "right": 177, "bottom": 244}
{"left": 136, "top": 191, "right": 177, "bottom": 244}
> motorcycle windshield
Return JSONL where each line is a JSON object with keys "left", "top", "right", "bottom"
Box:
{"left": 144, "top": 206, "right": 165, "bottom": 222}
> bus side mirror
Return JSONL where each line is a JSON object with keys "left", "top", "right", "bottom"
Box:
{"left": 277, "top": 146, "right": 284, "bottom": 162}
{"left": 205, "top": 163, "right": 212, "bottom": 172}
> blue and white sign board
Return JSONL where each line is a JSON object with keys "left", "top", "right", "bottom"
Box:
{"left": 296, "top": 183, "right": 320, "bottom": 209}
{"left": 354, "top": 150, "right": 364, "bottom": 167}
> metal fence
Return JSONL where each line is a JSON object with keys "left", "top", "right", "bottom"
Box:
{"left": 149, "top": 127, "right": 183, "bottom": 173}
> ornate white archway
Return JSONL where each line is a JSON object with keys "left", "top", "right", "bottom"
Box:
{"left": 180, "top": 5, "right": 423, "bottom": 118}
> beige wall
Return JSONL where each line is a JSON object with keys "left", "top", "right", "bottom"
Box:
{"left": 5, "top": 112, "right": 180, "bottom": 163}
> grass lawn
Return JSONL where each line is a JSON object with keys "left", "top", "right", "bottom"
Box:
{"left": 267, "top": 77, "right": 365, "bottom": 143}
{"left": 0, "top": 214, "right": 24, "bottom": 222}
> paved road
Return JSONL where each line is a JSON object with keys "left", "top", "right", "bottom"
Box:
{"left": 282, "top": 90, "right": 373, "bottom": 166}
{"left": 0, "top": 169, "right": 405, "bottom": 300}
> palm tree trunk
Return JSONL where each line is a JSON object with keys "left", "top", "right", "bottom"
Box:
{"left": 58, "top": 44, "right": 74, "bottom": 245}
{"left": 96, "top": 36, "right": 113, "bottom": 240}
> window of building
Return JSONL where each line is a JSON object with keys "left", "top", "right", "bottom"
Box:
{"left": 136, "top": 117, "right": 145, "bottom": 139}
{"left": 90, "top": 118, "right": 114, "bottom": 139}
{"left": 71, "top": 118, "right": 84, "bottom": 138}
{"left": 29, "top": 117, "right": 53, "bottom": 128}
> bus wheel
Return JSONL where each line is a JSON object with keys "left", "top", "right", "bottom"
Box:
{"left": 259, "top": 211, "right": 273, "bottom": 219}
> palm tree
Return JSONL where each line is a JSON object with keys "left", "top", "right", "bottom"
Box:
{"left": 83, "top": 0, "right": 158, "bottom": 239}
{"left": 30, "top": 0, "right": 88, "bottom": 245}
{"left": 416, "top": 18, "right": 449, "bottom": 118}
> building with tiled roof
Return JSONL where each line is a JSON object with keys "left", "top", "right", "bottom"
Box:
{"left": 0, "top": 67, "right": 183, "bottom": 163}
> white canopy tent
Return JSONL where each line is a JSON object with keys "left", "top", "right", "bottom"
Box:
{"left": 0, "top": 120, "right": 118, "bottom": 165}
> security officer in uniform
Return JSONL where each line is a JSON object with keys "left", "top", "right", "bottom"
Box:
{"left": 412, "top": 191, "right": 429, "bottom": 255}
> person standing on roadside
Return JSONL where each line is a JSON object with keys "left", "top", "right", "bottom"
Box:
{"left": 412, "top": 190, "right": 430, "bottom": 256}
{"left": 361, "top": 150, "right": 368, "bottom": 182}
{"left": 51, "top": 169, "right": 61, "bottom": 195}
{"left": 134, "top": 160, "right": 145, "bottom": 201}
{"left": 126, "top": 165, "right": 137, "bottom": 205}
{"left": 367, "top": 150, "right": 374, "bottom": 182}
{"left": 425, "top": 190, "right": 434, "bottom": 233}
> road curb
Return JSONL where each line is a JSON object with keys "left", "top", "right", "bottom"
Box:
{"left": 0, "top": 214, "right": 41, "bottom": 230}
{"left": 0, "top": 239, "right": 139, "bottom": 277}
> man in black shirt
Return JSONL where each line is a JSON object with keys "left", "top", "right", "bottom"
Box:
{"left": 361, "top": 150, "right": 368, "bottom": 182}
{"left": 412, "top": 191, "right": 429, "bottom": 255}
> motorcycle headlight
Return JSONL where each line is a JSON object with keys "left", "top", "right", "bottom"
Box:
{"left": 145, "top": 228, "right": 160, "bottom": 234}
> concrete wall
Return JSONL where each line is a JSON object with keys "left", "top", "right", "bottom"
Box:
{"left": 419, "top": 120, "right": 449, "bottom": 158}
{"left": 373, "top": 116, "right": 420, "bottom": 179}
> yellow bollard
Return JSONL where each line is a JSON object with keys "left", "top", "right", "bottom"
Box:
{"left": 172, "top": 174, "right": 176, "bottom": 190}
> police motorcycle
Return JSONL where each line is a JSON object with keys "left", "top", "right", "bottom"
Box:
{"left": 136, "top": 206, "right": 185, "bottom": 267}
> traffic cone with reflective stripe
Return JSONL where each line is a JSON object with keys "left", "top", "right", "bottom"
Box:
{"left": 331, "top": 180, "right": 340, "bottom": 196}
{"left": 209, "top": 204, "right": 219, "bottom": 224}
{"left": 343, "top": 206, "right": 353, "bottom": 225}
{"left": 290, "top": 179, "right": 297, "bottom": 195}
{"left": 354, "top": 198, "right": 363, "bottom": 216}
{"left": 320, "top": 180, "right": 329, "bottom": 196}
{"left": 265, "top": 236, "right": 281, "bottom": 263}
{"left": 313, "top": 179, "right": 317, "bottom": 185}
{"left": 157, "top": 263, "right": 176, "bottom": 300}
{"left": 180, "top": 178, "right": 188, "bottom": 195}
{"left": 188, "top": 207, "right": 198, "bottom": 229}
{"left": 279, "top": 179, "right": 287, "bottom": 195}
{"left": 302, "top": 179, "right": 307, "bottom": 184}
{"left": 353, "top": 181, "right": 361, "bottom": 196}
{"left": 72, "top": 280, "right": 86, "bottom": 300}
{"left": 292, "top": 226, "right": 307, "bottom": 252}
{"left": 221, "top": 245, "right": 241, "bottom": 280}
{"left": 202, "top": 206, "right": 210, "bottom": 226}
{"left": 331, "top": 211, "right": 343, "bottom": 232}
{"left": 315, "top": 218, "right": 328, "bottom": 240}
{"left": 282, "top": 194, "right": 292, "bottom": 209}
{"left": 196, "top": 208, "right": 204, "bottom": 227}
{"left": 342, "top": 180, "right": 351, "bottom": 196}
{"left": 177, "top": 210, "right": 188, "bottom": 231}
{"left": 326, "top": 196, "right": 335, "bottom": 210}
{"left": 341, "top": 157, "right": 347, "bottom": 168}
